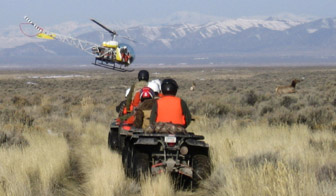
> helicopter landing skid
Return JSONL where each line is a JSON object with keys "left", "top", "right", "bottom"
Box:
{"left": 92, "top": 62, "right": 134, "bottom": 72}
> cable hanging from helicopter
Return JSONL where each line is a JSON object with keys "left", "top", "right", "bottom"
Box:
{"left": 20, "top": 16, "right": 136, "bottom": 72}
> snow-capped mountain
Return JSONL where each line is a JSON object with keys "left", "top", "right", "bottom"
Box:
{"left": 1, "top": 16, "right": 336, "bottom": 65}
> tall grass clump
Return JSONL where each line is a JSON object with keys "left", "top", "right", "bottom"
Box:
{"left": 190, "top": 117, "right": 336, "bottom": 196}
{"left": 64, "top": 116, "right": 135, "bottom": 196}
{"left": 140, "top": 174, "right": 175, "bottom": 196}
{"left": 80, "top": 147, "right": 130, "bottom": 196}
{"left": 0, "top": 131, "right": 70, "bottom": 195}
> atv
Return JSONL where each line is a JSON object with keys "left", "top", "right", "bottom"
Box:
{"left": 108, "top": 121, "right": 134, "bottom": 153}
{"left": 108, "top": 119, "right": 212, "bottom": 187}
{"left": 121, "top": 129, "right": 211, "bottom": 187}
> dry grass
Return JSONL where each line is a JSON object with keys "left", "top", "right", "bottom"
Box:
{"left": 140, "top": 174, "right": 175, "bottom": 196}
{"left": 0, "top": 130, "right": 69, "bottom": 195}
{"left": 0, "top": 66, "right": 335, "bottom": 195}
{"left": 191, "top": 119, "right": 336, "bottom": 196}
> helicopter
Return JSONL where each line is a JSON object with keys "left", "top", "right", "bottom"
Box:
{"left": 20, "top": 16, "right": 136, "bottom": 72}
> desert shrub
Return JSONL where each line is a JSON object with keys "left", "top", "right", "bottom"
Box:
{"left": 309, "top": 138, "right": 324, "bottom": 151}
{"left": 188, "top": 99, "right": 230, "bottom": 118}
{"left": 0, "top": 108, "right": 12, "bottom": 123}
{"left": 302, "top": 107, "right": 335, "bottom": 129}
{"left": 309, "top": 138, "right": 336, "bottom": 151}
{"left": 240, "top": 90, "right": 258, "bottom": 106}
{"left": 234, "top": 151, "right": 279, "bottom": 168}
{"left": 307, "top": 95, "right": 320, "bottom": 107}
{"left": 316, "top": 164, "right": 336, "bottom": 183}
{"left": 290, "top": 103, "right": 305, "bottom": 111}
{"left": 267, "top": 107, "right": 296, "bottom": 126}
{"left": 259, "top": 103, "right": 274, "bottom": 116}
{"left": 16, "top": 110, "right": 34, "bottom": 127}
{"left": 0, "top": 129, "right": 29, "bottom": 148}
{"left": 279, "top": 113, "right": 296, "bottom": 126}
{"left": 205, "top": 102, "right": 230, "bottom": 118}
{"left": 11, "top": 96, "right": 30, "bottom": 108}
{"left": 332, "top": 122, "right": 336, "bottom": 133}
{"left": 62, "top": 95, "right": 82, "bottom": 106}
{"left": 41, "top": 104, "right": 54, "bottom": 115}
{"left": 280, "top": 96, "right": 297, "bottom": 108}
{"left": 0, "top": 108, "right": 34, "bottom": 127}
{"left": 258, "top": 92, "right": 273, "bottom": 103}
{"left": 88, "top": 104, "right": 113, "bottom": 124}
{"left": 80, "top": 96, "right": 95, "bottom": 122}
{"left": 29, "top": 94, "right": 42, "bottom": 106}
{"left": 40, "top": 96, "right": 56, "bottom": 116}
{"left": 297, "top": 112, "right": 308, "bottom": 124}
{"left": 233, "top": 106, "right": 254, "bottom": 118}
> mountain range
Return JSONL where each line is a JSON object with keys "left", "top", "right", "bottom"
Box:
{"left": 1, "top": 16, "right": 336, "bottom": 66}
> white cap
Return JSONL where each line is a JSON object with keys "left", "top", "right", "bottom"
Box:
{"left": 151, "top": 79, "right": 161, "bottom": 91}
{"left": 125, "top": 88, "right": 131, "bottom": 97}
{"left": 148, "top": 81, "right": 160, "bottom": 93}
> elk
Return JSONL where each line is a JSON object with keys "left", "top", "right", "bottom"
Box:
{"left": 190, "top": 81, "right": 196, "bottom": 91}
{"left": 275, "top": 79, "right": 301, "bottom": 95}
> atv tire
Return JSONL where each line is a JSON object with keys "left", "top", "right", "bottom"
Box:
{"left": 118, "top": 135, "right": 125, "bottom": 152}
{"left": 108, "top": 130, "right": 118, "bottom": 150}
{"left": 132, "top": 150, "right": 150, "bottom": 179}
{"left": 192, "top": 154, "right": 211, "bottom": 186}
{"left": 122, "top": 144, "right": 133, "bottom": 177}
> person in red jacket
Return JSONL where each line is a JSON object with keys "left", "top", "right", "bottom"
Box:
{"left": 150, "top": 78, "right": 191, "bottom": 129}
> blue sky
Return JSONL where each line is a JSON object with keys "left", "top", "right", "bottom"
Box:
{"left": 1, "top": 0, "right": 336, "bottom": 29}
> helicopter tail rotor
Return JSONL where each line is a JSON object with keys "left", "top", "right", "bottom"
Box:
{"left": 20, "top": 16, "right": 55, "bottom": 39}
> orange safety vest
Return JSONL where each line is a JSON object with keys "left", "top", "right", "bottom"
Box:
{"left": 156, "top": 96, "right": 185, "bottom": 125}
{"left": 132, "top": 91, "right": 141, "bottom": 107}
{"left": 120, "top": 104, "right": 135, "bottom": 125}
{"left": 124, "top": 115, "right": 135, "bottom": 125}
{"left": 122, "top": 104, "right": 134, "bottom": 115}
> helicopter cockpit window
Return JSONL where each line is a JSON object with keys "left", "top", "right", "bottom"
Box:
{"left": 119, "top": 43, "right": 135, "bottom": 64}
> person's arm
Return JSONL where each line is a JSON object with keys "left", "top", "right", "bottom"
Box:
{"left": 181, "top": 99, "right": 192, "bottom": 127}
{"left": 149, "top": 101, "right": 158, "bottom": 125}
{"left": 125, "top": 84, "right": 135, "bottom": 112}
{"left": 116, "top": 100, "right": 126, "bottom": 113}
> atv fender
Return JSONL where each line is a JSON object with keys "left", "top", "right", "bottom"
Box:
{"left": 185, "top": 139, "right": 209, "bottom": 148}
{"left": 134, "top": 138, "right": 159, "bottom": 146}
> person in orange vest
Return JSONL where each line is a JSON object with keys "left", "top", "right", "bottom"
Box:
{"left": 150, "top": 78, "right": 191, "bottom": 129}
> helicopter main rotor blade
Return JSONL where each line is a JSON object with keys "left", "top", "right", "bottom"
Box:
{"left": 119, "top": 35, "right": 137, "bottom": 43}
{"left": 90, "top": 19, "right": 117, "bottom": 35}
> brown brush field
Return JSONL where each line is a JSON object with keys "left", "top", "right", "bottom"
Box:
{"left": 0, "top": 66, "right": 336, "bottom": 196}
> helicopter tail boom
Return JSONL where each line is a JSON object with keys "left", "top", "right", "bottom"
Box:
{"left": 21, "top": 16, "right": 98, "bottom": 55}
{"left": 36, "top": 33, "right": 56, "bottom": 40}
